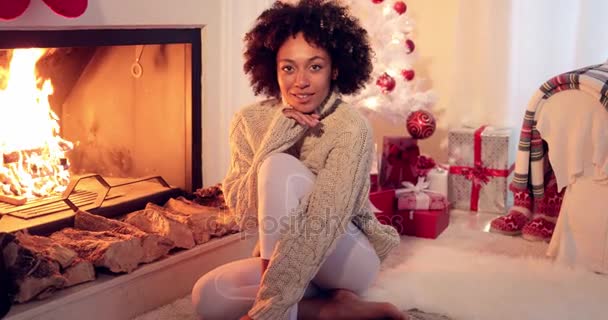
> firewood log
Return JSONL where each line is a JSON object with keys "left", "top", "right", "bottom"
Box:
{"left": 75, "top": 210, "right": 174, "bottom": 263}
{"left": 14, "top": 232, "right": 77, "bottom": 269}
{"left": 1, "top": 233, "right": 16, "bottom": 315}
{"left": 193, "top": 183, "right": 227, "bottom": 208}
{"left": 63, "top": 258, "right": 95, "bottom": 287}
{"left": 164, "top": 198, "right": 239, "bottom": 238}
{"left": 50, "top": 228, "right": 143, "bottom": 273}
{"left": 123, "top": 205, "right": 195, "bottom": 249}
{"left": 1, "top": 232, "right": 96, "bottom": 303}
{"left": 1, "top": 233, "right": 66, "bottom": 303}
{"left": 154, "top": 200, "right": 216, "bottom": 244}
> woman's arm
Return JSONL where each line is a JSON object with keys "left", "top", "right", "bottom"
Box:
{"left": 222, "top": 112, "right": 256, "bottom": 228}
{"left": 223, "top": 107, "right": 311, "bottom": 230}
{"left": 247, "top": 120, "right": 375, "bottom": 320}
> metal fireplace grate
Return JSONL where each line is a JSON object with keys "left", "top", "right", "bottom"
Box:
{"left": 0, "top": 175, "right": 170, "bottom": 220}
{"left": 0, "top": 190, "right": 98, "bottom": 219}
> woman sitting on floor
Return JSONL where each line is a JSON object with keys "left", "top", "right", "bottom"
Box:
{"left": 192, "top": 1, "right": 404, "bottom": 319}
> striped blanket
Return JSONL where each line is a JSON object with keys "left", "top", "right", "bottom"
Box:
{"left": 510, "top": 62, "right": 608, "bottom": 217}
{"left": 491, "top": 62, "right": 608, "bottom": 237}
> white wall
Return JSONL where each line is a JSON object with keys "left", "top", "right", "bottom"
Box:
{"left": 216, "top": 0, "right": 275, "bottom": 184}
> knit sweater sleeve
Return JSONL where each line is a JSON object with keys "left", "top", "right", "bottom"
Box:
{"left": 222, "top": 112, "right": 256, "bottom": 229}
{"left": 248, "top": 121, "right": 374, "bottom": 320}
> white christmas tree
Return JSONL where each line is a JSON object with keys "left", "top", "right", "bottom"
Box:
{"left": 342, "top": 0, "right": 436, "bottom": 123}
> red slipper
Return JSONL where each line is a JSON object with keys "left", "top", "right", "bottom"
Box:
{"left": 42, "top": 0, "right": 87, "bottom": 18}
{"left": 522, "top": 217, "right": 555, "bottom": 242}
{"left": 0, "top": 0, "right": 30, "bottom": 20}
{"left": 490, "top": 211, "right": 529, "bottom": 236}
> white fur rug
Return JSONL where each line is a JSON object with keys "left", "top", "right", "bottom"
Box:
{"left": 365, "top": 220, "right": 608, "bottom": 320}
{"left": 135, "top": 215, "right": 608, "bottom": 320}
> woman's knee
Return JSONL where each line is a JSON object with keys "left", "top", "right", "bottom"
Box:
{"left": 191, "top": 269, "right": 240, "bottom": 320}
{"left": 191, "top": 271, "right": 223, "bottom": 320}
{"left": 258, "top": 153, "right": 301, "bottom": 183}
{"left": 191, "top": 258, "right": 260, "bottom": 320}
{"left": 257, "top": 153, "right": 315, "bottom": 200}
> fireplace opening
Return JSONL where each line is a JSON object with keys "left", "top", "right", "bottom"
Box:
{"left": 0, "top": 29, "right": 203, "bottom": 235}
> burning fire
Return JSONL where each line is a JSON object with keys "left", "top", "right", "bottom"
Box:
{"left": 0, "top": 48, "right": 73, "bottom": 202}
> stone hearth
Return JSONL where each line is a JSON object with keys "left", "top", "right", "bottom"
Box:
{"left": 5, "top": 232, "right": 257, "bottom": 320}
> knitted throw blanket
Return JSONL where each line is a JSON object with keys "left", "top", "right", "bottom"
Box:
{"left": 510, "top": 62, "right": 608, "bottom": 217}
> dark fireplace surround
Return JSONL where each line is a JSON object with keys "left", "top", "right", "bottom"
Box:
{"left": 0, "top": 28, "right": 203, "bottom": 235}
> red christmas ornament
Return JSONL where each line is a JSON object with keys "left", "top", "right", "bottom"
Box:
{"left": 0, "top": 0, "right": 30, "bottom": 20}
{"left": 393, "top": 1, "right": 407, "bottom": 15}
{"left": 376, "top": 72, "right": 396, "bottom": 93}
{"left": 372, "top": 0, "right": 384, "bottom": 4}
{"left": 405, "top": 39, "right": 415, "bottom": 54}
{"left": 406, "top": 110, "right": 436, "bottom": 139}
{"left": 401, "top": 69, "right": 415, "bottom": 81}
{"left": 43, "top": 0, "right": 88, "bottom": 18}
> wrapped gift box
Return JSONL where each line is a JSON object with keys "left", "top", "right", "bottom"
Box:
{"left": 413, "top": 155, "right": 449, "bottom": 198}
{"left": 394, "top": 208, "right": 449, "bottom": 239}
{"left": 370, "top": 173, "right": 379, "bottom": 192}
{"left": 424, "top": 166, "right": 449, "bottom": 198}
{"left": 379, "top": 136, "right": 420, "bottom": 189}
{"left": 448, "top": 125, "right": 516, "bottom": 213}
{"left": 369, "top": 186, "right": 395, "bottom": 226}
{"left": 397, "top": 189, "right": 447, "bottom": 211}
{"left": 394, "top": 179, "right": 449, "bottom": 238}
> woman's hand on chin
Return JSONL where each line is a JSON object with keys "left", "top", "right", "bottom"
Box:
{"left": 282, "top": 108, "right": 320, "bottom": 127}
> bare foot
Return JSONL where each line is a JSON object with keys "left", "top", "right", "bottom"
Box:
{"left": 321, "top": 289, "right": 407, "bottom": 320}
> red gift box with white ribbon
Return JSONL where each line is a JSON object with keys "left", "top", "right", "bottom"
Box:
{"left": 394, "top": 177, "right": 449, "bottom": 239}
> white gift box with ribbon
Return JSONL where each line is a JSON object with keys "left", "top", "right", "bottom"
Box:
{"left": 396, "top": 177, "right": 448, "bottom": 211}
{"left": 426, "top": 166, "right": 449, "bottom": 198}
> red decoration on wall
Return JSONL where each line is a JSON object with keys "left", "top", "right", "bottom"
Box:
{"left": 0, "top": 0, "right": 87, "bottom": 20}
{"left": 43, "top": 0, "right": 88, "bottom": 18}
{"left": 393, "top": 1, "right": 407, "bottom": 15}
{"left": 372, "top": 0, "right": 384, "bottom": 4}
{"left": 0, "top": 0, "right": 30, "bottom": 20}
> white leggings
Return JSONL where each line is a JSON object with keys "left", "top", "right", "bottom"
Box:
{"left": 192, "top": 153, "right": 380, "bottom": 320}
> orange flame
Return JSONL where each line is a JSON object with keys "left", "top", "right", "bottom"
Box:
{"left": 0, "top": 48, "right": 73, "bottom": 201}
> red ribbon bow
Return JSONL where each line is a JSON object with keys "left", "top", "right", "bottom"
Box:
{"left": 387, "top": 144, "right": 420, "bottom": 164}
{"left": 449, "top": 126, "right": 514, "bottom": 211}
{"left": 415, "top": 155, "right": 437, "bottom": 178}
{"left": 385, "top": 142, "right": 420, "bottom": 187}
{"left": 461, "top": 164, "right": 492, "bottom": 185}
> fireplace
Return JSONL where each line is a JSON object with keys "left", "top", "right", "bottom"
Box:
{"left": 0, "top": 28, "right": 203, "bottom": 235}
{"left": 0, "top": 27, "right": 258, "bottom": 320}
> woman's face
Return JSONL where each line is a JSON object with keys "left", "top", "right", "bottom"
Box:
{"left": 276, "top": 32, "right": 335, "bottom": 113}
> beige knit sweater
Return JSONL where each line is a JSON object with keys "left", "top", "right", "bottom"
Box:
{"left": 222, "top": 91, "right": 400, "bottom": 320}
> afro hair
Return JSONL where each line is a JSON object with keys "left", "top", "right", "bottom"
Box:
{"left": 243, "top": 0, "right": 374, "bottom": 98}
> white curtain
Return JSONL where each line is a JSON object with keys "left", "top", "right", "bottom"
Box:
{"left": 448, "top": 0, "right": 608, "bottom": 128}
{"left": 205, "top": 0, "right": 273, "bottom": 184}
